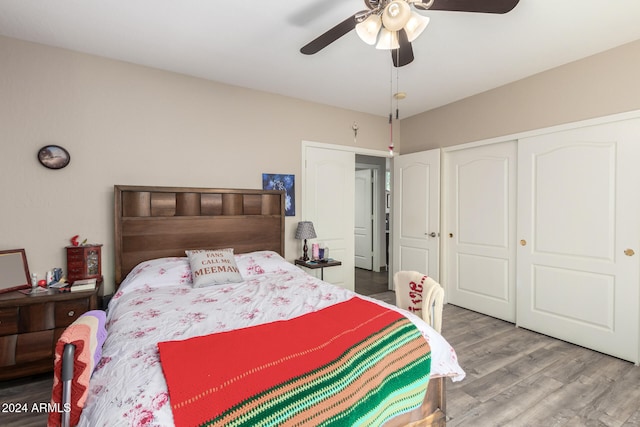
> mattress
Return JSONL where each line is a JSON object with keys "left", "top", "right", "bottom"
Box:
{"left": 78, "top": 251, "right": 464, "bottom": 426}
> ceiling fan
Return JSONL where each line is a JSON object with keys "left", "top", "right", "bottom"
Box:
{"left": 300, "top": 0, "right": 520, "bottom": 67}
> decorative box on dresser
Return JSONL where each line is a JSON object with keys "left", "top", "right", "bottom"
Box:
{"left": 66, "top": 244, "right": 102, "bottom": 283}
{"left": 0, "top": 281, "right": 101, "bottom": 380}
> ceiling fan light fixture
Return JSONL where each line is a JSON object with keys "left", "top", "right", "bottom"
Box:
{"left": 382, "top": 1, "right": 412, "bottom": 31}
{"left": 375, "top": 27, "right": 399, "bottom": 50}
{"left": 404, "top": 12, "right": 430, "bottom": 42}
{"left": 355, "top": 14, "right": 382, "bottom": 45}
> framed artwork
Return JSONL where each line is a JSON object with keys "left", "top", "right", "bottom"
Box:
{"left": 262, "top": 173, "right": 295, "bottom": 216}
{"left": 38, "top": 145, "right": 70, "bottom": 169}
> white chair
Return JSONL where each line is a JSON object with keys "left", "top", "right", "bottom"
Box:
{"left": 393, "top": 271, "right": 444, "bottom": 333}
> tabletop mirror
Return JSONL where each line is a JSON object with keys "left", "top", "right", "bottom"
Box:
{"left": 0, "top": 248, "right": 31, "bottom": 294}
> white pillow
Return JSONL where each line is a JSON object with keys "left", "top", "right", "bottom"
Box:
{"left": 185, "top": 249, "right": 243, "bottom": 287}
{"left": 235, "top": 250, "right": 301, "bottom": 276}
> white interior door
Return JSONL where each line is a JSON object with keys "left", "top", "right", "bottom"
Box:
{"left": 304, "top": 146, "right": 355, "bottom": 290}
{"left": 355, "top": 169, "right": 373, "bottom": 270}
{"left": 517, "top": 120, "right": 640, "bottom": 363}
{"left": 444, "top": 141, "right": 517, "bottom": 322}
{"left": 392, "top": 149, "right": 440, "bottom": 282}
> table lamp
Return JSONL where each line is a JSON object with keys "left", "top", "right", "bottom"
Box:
{"left": 295, "top": 221, "right": 317, "bottom": 261}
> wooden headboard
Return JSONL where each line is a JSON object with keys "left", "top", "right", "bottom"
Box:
{"left": 114, "top": 185, "right": 285, "bottom": 286}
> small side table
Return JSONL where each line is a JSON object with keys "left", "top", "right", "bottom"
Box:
{"left": 295, "top": 259, "right": 342, "bottom": 281}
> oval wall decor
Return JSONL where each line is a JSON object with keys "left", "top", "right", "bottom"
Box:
{"left": 37, "top": 145, "right": 70, "bottom": 169}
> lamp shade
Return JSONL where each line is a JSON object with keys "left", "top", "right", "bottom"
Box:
{"left": 355, "top": 14, "right": 382, "bottom": 45}
{"left": 376, "top": 28, "right": 399, "bottom": 50}
{"left": 381, "top": 0, "right": 411, "bottom": 31}
{"left": 295, "top": 221, "right": 317, "bottom": 240}
{"left": 404, "top": 12, "right": 430, "bottom": 42}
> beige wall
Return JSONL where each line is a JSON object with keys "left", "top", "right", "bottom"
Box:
{"left": 400, "top": 39, "right": 640, "bottom": 153}
{"left": 4, "top": 34, "right": 639, "bottom": 294}
{"left": 0, "top": 36, "right": 391, "bottom": 294}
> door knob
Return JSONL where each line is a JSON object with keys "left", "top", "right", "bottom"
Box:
{"left": 624, "top": 249, "right": 635, "bottom": 256}
{"left": 426, "top": 232, "right": 437, "bottom": 237}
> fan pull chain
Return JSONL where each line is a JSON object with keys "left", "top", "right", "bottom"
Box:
{"left": 388, "top": 51, "right": 395, "bottom": 156}
{"left": 395, "top": 50, "right": 400, "bottom": 121}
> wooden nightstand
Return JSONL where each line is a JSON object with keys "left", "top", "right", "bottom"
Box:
{"left": 0, "top": 280, "right": 102, "bottom": 380}
{"left": 294, "top": 259, "right": 342, "bottom": 281}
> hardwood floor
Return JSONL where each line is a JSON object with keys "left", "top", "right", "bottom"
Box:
{"left": 2, "top": 297, "right": 639, "bottom": 426}
{"left": 0, "top": 372, "right": 52, "bottom": 426}
{"left": 355, "top": 267, "right": 390, "bottom": 295}
{"left": 442, "top": 303, "right": 640, "bottom": 427}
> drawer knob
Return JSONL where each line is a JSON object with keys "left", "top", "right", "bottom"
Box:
{"left": 68, "top": 310, "right": 75, "bottom": 317}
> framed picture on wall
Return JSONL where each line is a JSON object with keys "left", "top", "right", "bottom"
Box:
{"left": 262, "top": 173, "right": 295, "bottom": 216}
{"left": 37, "top": 145, "right": 70, "bottom": 169}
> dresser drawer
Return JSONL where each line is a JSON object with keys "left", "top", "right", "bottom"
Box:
{"left": 55, "top": 299, "right": 89, "bottom": 327}
{"left": 0, "top": 334, "right": 17, "bottom": 366}
{"left": 0, "top": 307, "right": 19, "bottom": 336}
{"left": 16, "top": 330, "right": 54, "bottom": 364}
{"left": 0, "top": 284, "right": 100, "bottom": 380}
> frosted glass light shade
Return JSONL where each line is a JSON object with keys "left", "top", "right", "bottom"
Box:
{"left": 355, "top": 14, "right": 382, "bottom": 45}
{"left": 405, "top": 12, "right": 430, "bottom": 42}
{"left": 376, "top": 28, "right": 399, "bottom": 50}
{"left": 382, "top": 1, "right": 411, "bottom": 31}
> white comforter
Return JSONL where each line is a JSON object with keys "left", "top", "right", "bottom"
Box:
{"left": 79, "top": 251, "right": 464, "bottom": 426}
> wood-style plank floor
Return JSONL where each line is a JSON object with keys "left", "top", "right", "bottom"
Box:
{"left": 0, "top": 372, "right": 52, "bottom": 426}
{"left": 2, "top": 297, "right": 639, "bottom": 426}
{"left": 355, "top": 267, "right": 390, "bottom": 296}
{"left": 441, "top": 303, "right": 640, "bottom": 427}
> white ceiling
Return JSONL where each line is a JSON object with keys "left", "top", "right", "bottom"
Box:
{"left": 1, "top": 1, "right": 640, "bottom": 118}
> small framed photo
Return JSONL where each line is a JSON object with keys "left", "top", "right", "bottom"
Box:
{"left": 38, "top": 145, "right": 70, "bottom": 169}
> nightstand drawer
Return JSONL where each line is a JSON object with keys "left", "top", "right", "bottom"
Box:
{"left": 0, "top": 307, "right": 19, "bottom": 336}
{"left": 55, "top": 299, "right": 89, "bottom": 327}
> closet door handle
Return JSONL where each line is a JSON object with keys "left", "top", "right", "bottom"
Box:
{"left": 426, "top": 232, "right": 437, "bottom": 238}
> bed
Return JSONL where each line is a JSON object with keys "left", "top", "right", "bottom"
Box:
{"left": 55, "top": 185, "right": 464, "bottom": 427}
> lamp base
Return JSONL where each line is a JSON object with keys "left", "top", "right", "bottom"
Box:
{"left": 302, "top": 239, "right": 309, "bottom": 261}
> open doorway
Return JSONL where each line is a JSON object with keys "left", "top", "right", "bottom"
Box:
{"left": 354, "top": 154, "right": 390, "bottom": 295}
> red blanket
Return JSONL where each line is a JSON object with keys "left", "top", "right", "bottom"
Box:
{"left": 158, "top": 298, "right": 431, "bottom": 427}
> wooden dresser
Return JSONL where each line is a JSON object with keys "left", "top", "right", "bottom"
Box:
{"left": 0, "top": 283, "right": 100, "bottom": 380}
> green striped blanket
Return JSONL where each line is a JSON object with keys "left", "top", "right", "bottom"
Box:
{"left": 158, "top": 297, "right": 431, "bottom": 426}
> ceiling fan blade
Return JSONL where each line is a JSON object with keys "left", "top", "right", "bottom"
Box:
{"left": 424, "top": 0, "right": 519, "bottom": 14}
{"left": 300, "top": 14, "right": 358, "bottom": 55}
{"left": 391, "top": 29, "right": 414, "bottom": 67}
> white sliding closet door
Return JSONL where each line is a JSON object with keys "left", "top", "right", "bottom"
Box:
{"left": 444, "top": 141, "right": 517, "bottom": 322}
{"left": 517, "top": 120, "right": 640, "bottom": 363}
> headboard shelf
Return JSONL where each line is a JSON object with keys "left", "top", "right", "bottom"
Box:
{"left": 120, "top": 187, "right": 282, "bottom": 218}
{"left": 115, "top": 185, "right": 285, "bottom": 285}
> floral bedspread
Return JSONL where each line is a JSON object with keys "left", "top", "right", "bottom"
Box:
{"left": 78, "top": 251, "right": 464, "bottom": 427}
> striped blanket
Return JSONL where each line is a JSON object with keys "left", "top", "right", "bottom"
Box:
{"left": 158, "top": 298, "right": 431, "bottom": 427}
{"left": 48, "top": 310, "right": 107, "bottom": 427}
